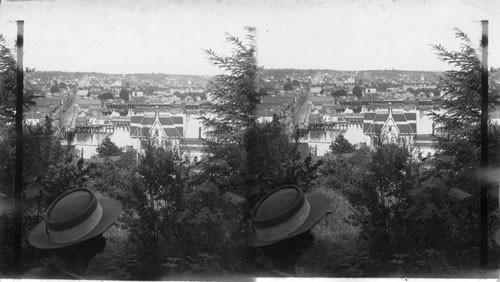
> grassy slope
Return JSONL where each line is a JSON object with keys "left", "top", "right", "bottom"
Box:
{"left": 296, "top": 186, "right": 364, "bottom": 277}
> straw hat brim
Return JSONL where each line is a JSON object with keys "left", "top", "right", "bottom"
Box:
{"left": 250, "top": 192, "right": 330, "bottom": 247}
{"left": 28, "top": 198, "right": 122, "bottom": 249}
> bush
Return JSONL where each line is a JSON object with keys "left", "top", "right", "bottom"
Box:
{"left": 297, "top": 186, "right": 365, "bottom": 276}
{"left": 115, "top": 143, "right": 250, "bottom": 279}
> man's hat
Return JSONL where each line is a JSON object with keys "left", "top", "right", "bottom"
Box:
{"left": 28, "top": 188, "right": 122, "bottom": 249}
{"left": 250, "top": 185, "right": 330, "bottom": 247}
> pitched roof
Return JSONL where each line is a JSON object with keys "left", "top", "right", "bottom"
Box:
{"left": 364, "top": 112, "right": 377, "bottom": 120}
{"left": 130, "top": 126, "right": 141, "bottom": 137}
{"left": 367, "top": 124, "right": 384, "bottom": 134}
{"left": 143, "top": 117, "right": 155, "bottom": 125}
{"left": 363, "top": 123, "right": 371, "bottom": 131}
{"left": 171, "top": 116, "right": 183, "bottom": 124}
{"left": 165, "top": 127, "right": 182, "bottom": 137}
{"left": 374, "top": 114, "right": 388, "bottom": 122}
{"left": 364, "top": 120, "right": 416, "bottom": 135}
{"left": 129, "top": 114, "right": 184, "bottom": 138}
{"left": 130, "top": 116, "right": 143, "bottom": 123}
{"left": 404, "top": 113, "right": 416, "bottom": 121}
{"left": 392, "top": 113, "right": 407, "bottom": 122}
{"left": 410, "top": 123, "right": 417, "bottom": 132}
{"left": 176, "top": 127, "right": 183, "bottom": 136}
{"left": 130, "top": 126, "right": 138, "bottom": 135}
{"left": 159, "top": 117, "right": 174, "bottom": 125}
{"left": 398, "top": 124, "right": 414, "bottom": 134}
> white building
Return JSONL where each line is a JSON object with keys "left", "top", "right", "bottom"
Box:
{"left": 131, "top": 91, "right": 144, "bottom": 98}
{"left": 77, "top": 89, "right": 89, "bottom": 97}
{"left": 365, "top": 88, "right": 377, "bottom": 94}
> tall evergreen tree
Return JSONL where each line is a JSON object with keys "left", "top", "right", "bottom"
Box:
{"left": 201, "top": 28, "right": 260, "bottom": 146}
{"left": 197, "top": 28, "right": 260, "bottom": 195}
{"left": 430, "top": 29, "right": 497, "bottom": 148}
{"left": 199, "top": 28, "right": 322, "bottom": 204}
{"left": 96, "top": 136, "right": 121, "bottom": 157}
{"left": 425, "top": 28, "right": 500, "bottom": 269}
{"left": 330, "top": 133, "right": 355, "bottom": 154}
{"left": 429, "top": 29, "right": 500, "bottom": 175}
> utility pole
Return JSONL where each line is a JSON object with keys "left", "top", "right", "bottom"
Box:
{"left": 480, "top": 20, "right": 489, "bottom": 269}
{"left": 13, "top": 20, "right": 24, "bottom": 274}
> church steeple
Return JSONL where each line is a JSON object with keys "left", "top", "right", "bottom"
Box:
{"left": 381, "top": 107, "right": 398, "bottom": 144}
{"left": 150, "top": 111, "right": 164, "bottom": 141}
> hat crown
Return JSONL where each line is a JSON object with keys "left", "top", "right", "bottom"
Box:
{"left": 252, "top": 185, "right": 305, "bottom": 228}
{"left": 49, "top": 191, "right": 93, "bottom": 221}
{"left": 45, "top": 189, "right": 98, "bottom": 231}
{"left": 256, "top": 188, "right": 300, "bottom": 218}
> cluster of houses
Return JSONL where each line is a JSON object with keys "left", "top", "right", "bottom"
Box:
{"left": 26, "top": 87, "right": 442, "bottom": 161}
{"left": 28, "top": 70, "right": 500, "bottom": 161}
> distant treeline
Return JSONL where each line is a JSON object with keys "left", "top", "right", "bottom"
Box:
{"left": 262, "top": 68, "right": 442, "bottom": 80}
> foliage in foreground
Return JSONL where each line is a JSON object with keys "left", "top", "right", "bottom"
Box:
{"left": 2, "top": 27, "right": 500, "bottom": 279}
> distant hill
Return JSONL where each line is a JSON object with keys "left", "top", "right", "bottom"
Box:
{"left": 29, "top": 69, "right": 451, "bottom": 86}
{"left": 358, "top": 70, "right": 441, "bottom": 82}
{"left": 28, "top": 71, "right": 211, "bottom": 85}
{"left": 261, "top": 68, "right": 441, "bottom": 81}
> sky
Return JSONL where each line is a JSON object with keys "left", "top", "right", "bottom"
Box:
{"left": 0, "top": 0, "right": 499, "bottom": 75}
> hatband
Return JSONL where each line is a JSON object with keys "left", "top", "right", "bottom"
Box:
{"left": 44, "top": 189, "right": 103, "bottom": 245}
{"left": 252, "top": 186, "right": 311, "bottom": 242}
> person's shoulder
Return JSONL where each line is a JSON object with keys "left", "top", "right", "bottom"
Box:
{"left": 22, "top": 263, "right": 77, "bottom": 279}
{"left": 251, "top": 262, "right": 294, "bottom": 277}
{"left": 22, "top": 266, "right": 50, "bottom": 279}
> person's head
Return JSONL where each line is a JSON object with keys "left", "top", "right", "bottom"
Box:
{"left": 258, "top": 230, "right": 315, "bottom": 270}
{"left": 250, "top": 185, "right": 330, "bottom": 271}
{"left": 53, "top": 234, "right": 107, "bottom": 266}
{"left": 28, "top": 188, "right": 122, "bottom": 266}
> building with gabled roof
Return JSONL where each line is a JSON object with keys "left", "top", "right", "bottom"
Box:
{"left": 25, "top": 111, "right": 46, "bottom": 125}
{"left": 130, "top": 111, "right": 184, "bottom": 147}
{"left": 363, "top": 108, "right": 417, "bottom": 146}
